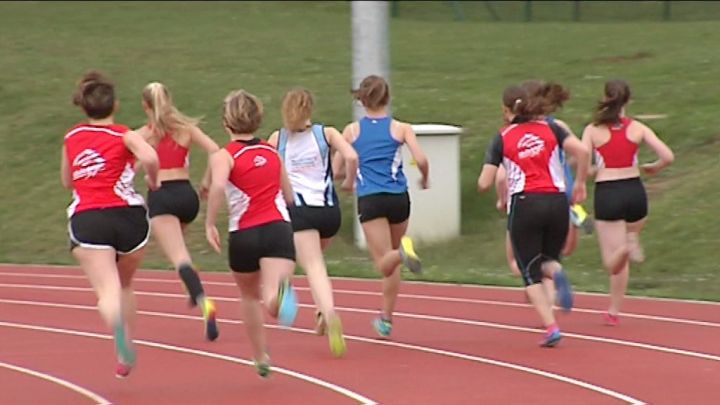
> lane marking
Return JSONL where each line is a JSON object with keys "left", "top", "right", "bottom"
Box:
{"left": 0, "top": 360, "right": 111, "bottom": 405}
{"left": 0, "top": 299, "right": 645, "bottom": 404}
{"left": 2, "top": 264, "right": 718, "bottom": 306}
{"left": 0, "top": 319, "right": 377, "bottom": 405}
{"left": 1, "top": 273, "right": 718, "bottom": 328}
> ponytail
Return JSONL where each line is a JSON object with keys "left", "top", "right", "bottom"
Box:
{"left": 142, "top": 82, "right": 200, "bottom": 142}
{"left": 593, "top": 79, "right": 631, "bottom": 126}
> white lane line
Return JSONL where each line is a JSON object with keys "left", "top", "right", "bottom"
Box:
{"left": 1, "top": 284, "right": 719, "bottom": 362}
{"left": 1, "top": 273, "right": 717, "bottom": 329}
{"left": 2, "top": 264, "right": 718, "bottom": 307}
{"left": 0, "top": 360, "right": 111, "bottom": 405}
{"left": 0, "top": 319, "right": 377, "bottom": 405}
{"left": 0, "top": 299, "right": 645, "bottom": 404}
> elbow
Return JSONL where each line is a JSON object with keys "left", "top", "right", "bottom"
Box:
{"left": 664, "top": 151, "right": 675, "bottom": 166}
{"left": 477, "top": 178, "right": 492, "bottom": 193}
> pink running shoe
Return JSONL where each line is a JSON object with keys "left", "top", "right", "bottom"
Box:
{"left": 603, "top": 312, "right": 620, "bottom": 326}
{"left": 115, "top": 362, "right": 132, "bottom": 379}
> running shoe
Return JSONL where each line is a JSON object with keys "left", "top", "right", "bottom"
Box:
{"left": 553, "top": 270, "right": 574, "bottom": 313}
{"left": 540, "top": 328, "right": 563, "bottom": 347}
{"left": 373, "top": 316, "right": 393, "bottom": 338}
{"left": 254, "top": 354, "right": 271, "bottom": 378}
{"left": 202, "top": 298, "right": 219, "bottom": 341}
{"left": 277, "top": 279, "right": 298, "bottom": 327}
{"left": 114, "top": 323, "right": 136, "bottom": 379}
{"left": 399, "top": 236, "right": 422, "bottom": 275}
{"left": 328, "top": 314, "right": 347, "bottom": 358}
{"left": 603, "top": 312, "right": 620, "bottom": 326}
{"left": 315, "top": 310, "right": 327, "bottom": 336}
{"left": 570, "top": 204, "right": 594, "bottom": 234}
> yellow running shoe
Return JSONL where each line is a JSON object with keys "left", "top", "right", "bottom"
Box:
{"left": 202, "top": 298, "right": 219, "bottom": 341}
{"left": 399, "top": 236, "right": 422, "bottom": 274}
{"left": 327, "top": 314, "right": 347, "bottom": 358}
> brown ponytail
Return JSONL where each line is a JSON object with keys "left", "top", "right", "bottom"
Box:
{"left": 593, "top": 79, "right": 631, "bottom": 126}
{"left": 352, "top": 75, "right": 390, "bottom": 110}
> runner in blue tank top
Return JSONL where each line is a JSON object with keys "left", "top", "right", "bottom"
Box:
{"left": 335, "top": 75, "right": 430, "bottom": 338}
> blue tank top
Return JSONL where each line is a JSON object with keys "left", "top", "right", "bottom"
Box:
{"left": 353, "top": 117, "right": 407, "bottom": 197}
{"left": 546, "top": 116, "right": 574, "bottom": 201}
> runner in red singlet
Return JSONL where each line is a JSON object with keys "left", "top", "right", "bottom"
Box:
{"left": 478, "top": 84, "right": 590, "bottom": 347}
{"left": 135, "top": 82, "right": 220, "bottom": 341}
{"left": 61, "top": 71, "right": 159, "bottom": 377}
{"left": 582, "top": 79, "right": 674, "bottom": 325}
{"left": 205, "top": 89, "right": 298, "bottom": 378}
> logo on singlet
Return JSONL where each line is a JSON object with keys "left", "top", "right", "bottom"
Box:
{"left": 72, "top": 149, "right": 106, "bottom": 180}
{"left": 517, "top": 133, "right": 545, "bottom": 159}
{"left": 253, "top": 155, "right": 267, "bottom": 167}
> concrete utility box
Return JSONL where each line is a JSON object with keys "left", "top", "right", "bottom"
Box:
{"left": 354, "top": 123, "right": 463, "bottom": 248}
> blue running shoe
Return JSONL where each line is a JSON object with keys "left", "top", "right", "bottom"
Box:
{"left": 553, "top": 270, "right": 574, "bottom": 313}
{"left": 373, "top": 317, "right": 392, "bottom": 338}
{"left": 277, "top": 279, "right": 298, "bottom": 327}
{"left": 540, "top": 329, "right": 562, "bottom": 347}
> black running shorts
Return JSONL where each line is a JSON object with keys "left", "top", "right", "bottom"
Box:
{"left": 508, "top": 192, "right": 569, "bottom": 286}
{"left": 147, "top": 180, "right": 200, "bottom": 224}
{"left": 289, "top": 205, "right": 342, "bottom": 239}
{"left": 357, "top": 192, "right": 410, "bottom": 224}
{"left": 228, "top": 221, "right": 296, "bottom": 273}
{"left": 594, "top": 177, "right": 648, "bottom": 223}
{"left": 69, "top": 206, "right": 149, "bottom": 255}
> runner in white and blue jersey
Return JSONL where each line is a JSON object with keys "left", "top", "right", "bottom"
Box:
{"left": 268, "top": 88, "right": 358, "bottom": 357}
{"left": 335, "top": 75, "right": 429, "bottom": 338}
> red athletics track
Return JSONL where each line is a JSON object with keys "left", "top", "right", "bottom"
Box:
{"left": 0, "top": 264, "right": 718, "bottom": 404}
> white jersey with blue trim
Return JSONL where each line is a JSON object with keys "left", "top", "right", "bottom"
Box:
{"left": 277, "top": 124, "right": 336, "bottom": 207}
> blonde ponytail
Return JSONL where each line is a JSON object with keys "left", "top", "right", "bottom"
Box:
{"left": 142, "top": 82, "right": 200, "bottom": 143}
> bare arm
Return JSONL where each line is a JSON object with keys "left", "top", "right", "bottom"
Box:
{"left": 401, "top": 123, "right": 430, "bottom": 189}
{"left": 280, "top": 162, "right": 294, "bottom": 206}
{"left": 205, "top": 150, "right": 232, "bottom": 253}
{"left": 639, "top": 122, "right": 674, "bottom": 175}
{"left": 477, "top": 164, "right": 498, "bottom": 193}
{"left": 326, "top": 126, "right": 358, "bottom": 191}
{"left": 267, "top": 130, "right": 279, "bottom": 148}
{"left": 562, "top": 135, "right": 590, "bottom": 203}
{"left": 332, "top": 124, "right": 356, "bottom": 180}
{"left": 189, "top": 125, "right": 221, "bottom": 198}
{"left": 124, "top": 131, "right": 160, "bottom": 190}
{"left": 494, "top": 165, "right": 508, "bottom": 212}
{"left": 60, "top": 146, "right": 72, "bottom": 189}
{"left": 581, "top": 125, "right": 598, "bottom": 178}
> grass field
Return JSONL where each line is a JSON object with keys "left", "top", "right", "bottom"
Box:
{"left": 1, "top": 2, "right": 718, "bottom": 301}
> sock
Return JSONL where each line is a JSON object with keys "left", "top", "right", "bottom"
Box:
{"left": 546, "top": 323, "right": 559, "bottom": 334}
{"left": 178, "top": 263, "right": 205, "bottom": 307}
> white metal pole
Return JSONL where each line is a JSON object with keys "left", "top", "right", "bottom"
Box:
{"left": 351, "top": 1, "right": 390, "bottom": 248}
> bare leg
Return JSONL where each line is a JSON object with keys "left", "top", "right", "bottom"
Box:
{"left": 232, "top": 272, "right": 266, "bottom": 362}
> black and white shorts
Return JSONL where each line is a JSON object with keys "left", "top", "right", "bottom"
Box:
{"left": 289, "top": 205, "right": 342, "bottom": 239}
{"left": 147, "top": 180, "right": 200, "bottom": 224}
{"left": 357, "top": 192, "right": 411, "bottom": 224}
{"left": 594, "top": 177, "right": 648, "bottom": 223}
{"left": 228, "top": 221, "right": 296, "bottom": 273}
{"left": 69, "top": 206, "right": 149, "bottom": 255}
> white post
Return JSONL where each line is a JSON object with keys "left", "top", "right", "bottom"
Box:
{"left": 351, "top": 1, "right": 390, "bottom": 248}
